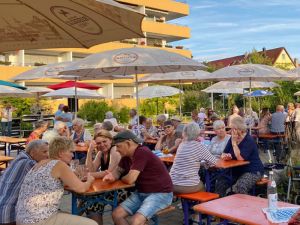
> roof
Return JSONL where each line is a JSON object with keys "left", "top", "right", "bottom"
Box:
{"left": 207, "top": 47, "right": 295, "bottom": 69}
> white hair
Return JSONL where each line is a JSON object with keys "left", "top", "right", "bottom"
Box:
{"left": 231, "top": 117, "right": 247, "bottom": 132}
{"left": 72, "top": 118, "right": 85, "bottom": 127}
{"left": 26, "top": 139, "right": 48, "bottom": 154}
{"left": 105, "top": 111, "right": 114, "bottom": 119}
{"left": 183, "top": 122, "right": 200, "bottom": 141}
{"left": 213, "top": 120, "right": 225, "bottom": 130}
{"left": 54, "top": 121, "right": 66, "bottom": 130}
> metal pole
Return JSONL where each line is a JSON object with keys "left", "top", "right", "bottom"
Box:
{"left": 135, "top": 67, "right": 140, "bottom": 136}
{"left": 179, "top": 80, "right": 183, "bottom": 118}
{"left": 74, "top": 78, "right": 78, "bottom": 119}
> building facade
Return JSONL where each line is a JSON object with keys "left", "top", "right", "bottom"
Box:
{"left": 0, "top": 0, "right": 191, "bottom": 107}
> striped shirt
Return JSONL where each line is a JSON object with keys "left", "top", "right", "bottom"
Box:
{"left": 0, "top": 152, "right": 35, "bottom": 223}
{"left": 170, "top": 140, "right": 217, "bottom": 186}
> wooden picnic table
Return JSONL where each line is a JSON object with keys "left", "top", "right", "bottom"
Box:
{"left": 0, "top": 155, "right": 14, "bottom": 168}
{"left": 160, "top": 155, "right": 175, "bottom": 164}
{"left": 74, "top": 144, "right": 88, "bottom": 152}
{"left": 258, "top": 133, "right": 286, "bottom": 139}
{"left": 0, "top": 136, "right": 27, "bottom": 156}
{"left": 194, "top": 194, "right": 297, "bottom": 225}
{"left": 66, "top": 178, "right": 134, "bottom": 215}
{"left": 216, "top": 159, "right": 250, "bottom": 169}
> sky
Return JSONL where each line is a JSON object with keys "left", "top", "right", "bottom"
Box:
{"left": 173, "top": 0, "right": 300, "bottom": 63}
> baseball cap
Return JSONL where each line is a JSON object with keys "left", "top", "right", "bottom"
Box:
{"left": 171, "top": 116, "right": 181, "bottom": 122}
{"left": 113, "top": 130, "right": 143, "bottom": 145}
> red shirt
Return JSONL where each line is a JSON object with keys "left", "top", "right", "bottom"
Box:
{"left": 119, "top": 146, "right": 173, "bottom": 193}
{"left": 26, "top": 131, "right": 40, "bottom": 145}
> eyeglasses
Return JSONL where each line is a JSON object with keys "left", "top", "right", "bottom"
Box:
{"left": 164, "top": 125, "right": 172, "bottom": 129}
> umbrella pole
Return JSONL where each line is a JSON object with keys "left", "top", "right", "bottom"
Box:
{"left": 156, "top": 97, "right": 159, "bottom": 115}
{"left": 75, "top": 78, "right": 78, "bottom": 119}
{"left": 249, "top": 78, "right": 252, "bottom": 134}
{"left": 211, "top": 92, "right": 214, "bottom": 110}
{"left": 179, "top": 81, "right": 183, "bottom": 118}
{"left": 135, "top": 67, "right": 140, "bottom": 136}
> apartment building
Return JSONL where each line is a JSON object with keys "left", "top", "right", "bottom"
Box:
{"left": 0, "top": 0, "right": 191, "bottom": 105}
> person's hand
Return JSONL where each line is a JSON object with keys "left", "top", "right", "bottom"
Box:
{"left": 231, "top": 129, "right": 239, "bottom": 145}
{"left": 221, "top": 153, "right": 232, "bottom": 161}
{"left": 103, "top": 171, "right": 116, "bottom": 182}
{"left": 88, "top": 140, "right": 96, "bottom": 153}
{"left": 86, "top": 172, "right": 95, "bottom": 184}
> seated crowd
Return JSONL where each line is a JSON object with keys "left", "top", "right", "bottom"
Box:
{"left": 0, "top": 101, "right": 299, "bottom": 225}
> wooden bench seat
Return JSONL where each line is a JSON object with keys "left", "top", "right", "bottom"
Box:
{"left": 176, "top": 192, "right": 219, "bottom": 225}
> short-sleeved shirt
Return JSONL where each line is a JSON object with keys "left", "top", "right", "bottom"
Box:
{"left": 209, "top": 135, "right": 231, "bottom": 158}
{"left": 119, "top": 146, "right": 173, "bottom": 193}
{"left": 54, "top": 109, "right": 63, "bottom": 124}
{"left": 0, "top": 152, "right": 36, "bottom": 223}
{"left": 271, "top": 112, "right": 287, "bottom": 133}
{"left": 224, "top": 133, "right": 264, "bottom": 176}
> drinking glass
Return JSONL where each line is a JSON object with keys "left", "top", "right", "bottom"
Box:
{"left": 70, "top": 159, "right": 79, "bottom": 172}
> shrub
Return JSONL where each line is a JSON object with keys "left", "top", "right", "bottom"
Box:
{"left": 115, "top": 107, "right": 130, "bottom": 124}
{"left": 77, "top": 101, "right": 112, "bottom": 123}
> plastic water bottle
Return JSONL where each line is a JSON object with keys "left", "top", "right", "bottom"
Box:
{"left": 267, "top": 170, "right": 278, "bottom": 211}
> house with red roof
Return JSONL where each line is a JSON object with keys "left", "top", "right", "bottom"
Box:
{"left": 207, "top": 47, "right": 296, "bottom": 70}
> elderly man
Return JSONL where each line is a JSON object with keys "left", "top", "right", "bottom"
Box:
{"left": 103, "top": 130, "right": 173, "bottom": 225}
{"left": 42, "top": 121, "right": 70, "bottom": 143}
{"left": 0, "top": 140, "right": 49, "bottom": 225}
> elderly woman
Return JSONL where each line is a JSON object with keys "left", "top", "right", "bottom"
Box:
{"left": 16, "top": 137, "right": 96, "bottom": 225}
{"left": 170, "top": 122, "right": 217, "bottom": 193}
{"left": 156, "top": 114, "right": 167, "bottom": 136}
{"left": 71, "top": 118, "right": 92, "bottom": 144}
{"left": 209, "top": 120, "right": 231, "bottom": 158}
{"left": 26, "top": 120, "right": 49, "bottom": 144}
{"left": 84, "top": 130, "right": 124, "bottom": 225}
{"left": 155, "top": 120, "right": 181, "bottom": 154}
{"left": 216, "top": 117, "right": 264, "bottom": 196}
{"left": 258, "top": 108, "right": 272, "bottom": 134}
{"left": 103, "top": 111, "right": 118, "bottom": 129}
{"left": 227, "top": 105, "right": 242, "bottom": 128}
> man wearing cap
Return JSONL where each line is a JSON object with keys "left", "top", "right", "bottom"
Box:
{"left": 103, "top": 130, "right": 173, "bottom": 225}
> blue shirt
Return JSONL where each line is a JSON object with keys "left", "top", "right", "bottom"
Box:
{"left": 271, "top": 112, "right": 287, "bottom": 133}
{"left": 54, "top": 109, "right": 63, "bottom": 124}
{"left": 224, "top": 133, "right": 264, "bottom": 176}
{"left": 60, "top": 112, "right": 73, "bottom": 128}
{"left": 0, "top": 152, "right": 36, "bottom": 223}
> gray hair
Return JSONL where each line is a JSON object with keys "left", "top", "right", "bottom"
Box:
{"left": 26, "top": 139, "right": 48, "bottom": 154}
{"left": 102, "top": 121, "right": 113, "bottom": 131}
{"left": 183, "top": 122, "right": 200, "bottom": 141}
{"left": 35, "top": 120, "right": 48, "bottom": 129}
{"left": 156, "top": 114, "right": 167, "bottom": 123}
{"left": 105, "top": 111, "right": 114, "bottom": 119}
{"left": 213, "top": 120, "right": 225, "bottom": 130}
{"left": 72, "top": 118, "right": 85, "bottom": 127}
{"left": 54, "top": 121, "right": 66, "bottom": 130}
{"left": 231, "top": 117, "right": 247, "bottom": 132}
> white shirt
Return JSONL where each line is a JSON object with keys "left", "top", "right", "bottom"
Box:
{"left": 1, "top": 108, "right": 13, "bottom": 122}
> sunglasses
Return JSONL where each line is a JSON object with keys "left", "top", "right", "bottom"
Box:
{"left": 164, "top": 125, "right": 173, "bottom": 129}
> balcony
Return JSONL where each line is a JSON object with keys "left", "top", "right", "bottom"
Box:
{"left": 117, "top": 0, "right": 189, "bottom": 20}
{"left": 143, "top": 20, "right": 190, "bottom": 42}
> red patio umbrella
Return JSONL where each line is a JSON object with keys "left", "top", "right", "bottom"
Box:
{"left": 47, "top": 81, "right": 101, "bottom": 117}
{"left": 47, "top": 81, "right": 101, "bottom": 90}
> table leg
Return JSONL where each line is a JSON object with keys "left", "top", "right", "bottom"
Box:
{"left": 71, "top": 193, "right": 78, "bottom": 215}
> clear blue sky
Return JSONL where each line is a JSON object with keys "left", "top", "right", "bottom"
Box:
{"left": 174, "top": 0, "right": 300, "bottom": 63}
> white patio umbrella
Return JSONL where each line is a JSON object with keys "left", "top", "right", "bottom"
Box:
{"left": 59, "top": 47, "right": 206, "bottom": 129}
{"left": 294, "top": 91, "right": 300, "bottom": 96}
{"left": 137, "top": 85, "right": 181, "bottom": 99}
{"left": 0, "top": 85, "right": 32, "bottom": 98}
{"left": 205, "top": 81, "right": 279, "bottom": 89}
{"left": 138, "top": 71, "right": 211, "bottom": 116}
{"left": 209, "top": 64, "right": 295, "bottom": 108}
{"left": 0, "top": 0, "right": 144, "bottom": 52}
{"left": 135, "top": 85, "right": 181, "bottom": 115}
{"left": 42, "top": 87, "right": 105, "bottom": 99}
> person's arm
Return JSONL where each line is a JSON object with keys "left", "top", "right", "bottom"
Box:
{"left": 85, "top": 142, "right": 101, "bottom": 172}
{"left": 231, "top": 130, "right": 244, "bottom": 161}
{"left": 121, "top": 169, "right": 140, "bottom": 185}
{"left": 155, "top": 135, "right": 165, "bottom": 150}
{"left": 102, "top": 166, "right": 125, "bottom": 182}
{"left": 52, "top": 161, "right": 94, "bottom": 193}
{"left": 168, "top": 138, "right": 182, "bottom": 154}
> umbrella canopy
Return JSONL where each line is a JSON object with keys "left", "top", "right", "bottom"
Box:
{"left": 0, "top": 85, "right": 31, "bottom": 97}
{"left": 47, "top": 81, "right": 101, "bottom": 90}
{"left": 202, "top": 87, "right": 244, "bottom": 94}
{"left": 0, "top": 80, "right": 27, "bottom": 90}
{"left": 136, "top": 85, "right": 182, "bottom": 99}
{"left": 209, "top": 64, "right": 295, "bottom": 82}
{"left": 138, "top": 71, "right": 211, "bottom": 83}
{"left": 42, "top": 87, "right": 104, "bottom": 99}
{"left": 205, "top": 81, "right": 279, "bottom": 90}
{"left": 0, "top": 0, "right": 144, "bottom": 52}
{"left": 294, "top": 91, "right": 300, "bottom": 96}
{"left": 27, "top": 87, "right": 53, "bottom": 94}
{"left": 59, "top": 47, "right": 206, "bottom": 129}
{"left": 244, "top": 90, "right": 274, "bottom": 97}
{"left": 59, "top": 47, "right": 206, "bottom": 78}
{"left": 12, "top": 61, "right": 133, "bottom": 81}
